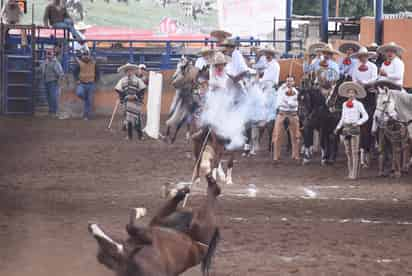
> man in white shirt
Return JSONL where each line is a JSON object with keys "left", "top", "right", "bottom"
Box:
{"left": 260, "top": 46, "right": 280, "bottom": 90}
{"left": 221, "top": 38, "right": 249, "bottom": 93}
{"left": 334, "top": 82, "right": 369, "bottom": 180}
{"left": 351, "top": 47, "right": 378, "bottom": 85}
{"left": 377, "top": 42, "right": 405, "bottom": 86}
{"left": 338, "top": 42, "right": 361, "bottom": 78}
{"left": 195, "top": 47, "right": 213, "bottom": 71}
{"left": 272, "top": 77, "right": 301, "bottom": 161}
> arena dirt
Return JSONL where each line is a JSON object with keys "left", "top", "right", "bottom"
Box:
{"left": 1, "top": 117, "right": 412, "bottom": 276}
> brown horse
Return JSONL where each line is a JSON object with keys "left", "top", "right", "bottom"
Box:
{"left": 88, "top": 174, "right": 221, "bottom": 276}
{"left": 191, "top": 128, "right": 235, "bottom": 185}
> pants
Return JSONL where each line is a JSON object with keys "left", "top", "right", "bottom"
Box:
{"left": 273, "top": 112, "right": 301, "bottom": 160}
{"left": 342, "top": 135, "right": 360, "bottom": 179}
{"left": 76, "top": 82, "right": 96, "bottom": 118}
{"left": 53, "top": 19, "right": 82, "bottom": 40}
{"left": 45, "top": 81, "right": 59, "bottom": 114}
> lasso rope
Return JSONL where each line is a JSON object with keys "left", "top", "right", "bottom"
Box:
{"left": 183, "top": 128, "right": 212, "bottom": 207}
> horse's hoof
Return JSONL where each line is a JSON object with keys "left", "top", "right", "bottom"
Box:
{"left": 321, "top": 159, "right": 327, "bottom": 166}
{"left": 131, "top": 208, "right": 147, "bottom": 221}
{"left": 302, "top": 158, "right": 310, "bottom": 165}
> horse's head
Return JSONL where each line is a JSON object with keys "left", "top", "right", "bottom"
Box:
{"left": 375, "top": 86, "right": 397, "bottom": 122}
{"left": 172, "top": 56, "right": 195, "bottom": 89}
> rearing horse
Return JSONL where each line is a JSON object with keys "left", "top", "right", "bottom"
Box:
{"left": 88, "top": 174, "right": 221, "bottom": 276}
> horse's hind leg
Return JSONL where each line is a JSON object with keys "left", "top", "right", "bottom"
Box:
{"left": 226, "top": 155, "right": 234, "bottom": 185}
{"left": 150, "top": 186, "right": 190, "bottom": 227}
{"left": 89, "top": 223, "right": 125, "bottom": 256}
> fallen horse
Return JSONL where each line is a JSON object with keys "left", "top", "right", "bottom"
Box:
{"left": 88, "top": 174, "right": 221, "bottom": 276}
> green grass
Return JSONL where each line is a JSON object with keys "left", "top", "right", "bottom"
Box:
{"left": 22, "top": 0, "right": 218, "bottom": 32}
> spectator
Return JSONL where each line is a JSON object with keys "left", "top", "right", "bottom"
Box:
{"left": 43, "top": 0, "right": 82, "bottom": 40}
{"left": 136, "top": 64, "right": 149, "bottom": 85}
{"left": 41, "top": 47, "right": 64, "bottom": 117}
{"left": 0, "top": 0, "right": 22, "bottom": 24}
{"left": 73, "top": 49, "right": 100, "bottom": 120}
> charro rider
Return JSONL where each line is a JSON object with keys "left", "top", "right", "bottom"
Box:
{"left": 351, "top": 46, "right": 378, "bottom": 85}
{"left": 195, "top": 47, "right": 214, "bottom": 71}
{"left": 115, "top": 63, "right": 147, "bottom": 141}
{"left": 303, "top": 42, "right": 327, "bottom": 74}
{"left": 334, "top": 82, "right": 369, "bottom": 180}
{"left": 377, "top": 42, "right": 405, "bottom": 87}
{"left": 314, "top": 44, "right": 340, "bottom": 85}
{"left": 273, "top": 76, "right": 301, "bottom": 162}
{"left": 338, "top": 41, "right": 361, "bottom": 79}
{"left": 210, "top": 29, "right": 232, "bottom": 47}
{"left": 221, "top": 38, "right": 249, "bottom": 93}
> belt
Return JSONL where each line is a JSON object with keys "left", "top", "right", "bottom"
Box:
{"left": 80, "top": 82, "right": 94, "bottom": 85}
{"left": 279, "top": 110, "right": 298, "bottom": 115}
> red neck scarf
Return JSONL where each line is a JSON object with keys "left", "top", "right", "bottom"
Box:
{"left": 286, "top": 88, "right": 295, "bottom": 96}
{"left": 320, "top": 60, "right": 328, "bottom": 68}
{"left": 358, "top": 63, "right": 368, "bottom": 72}
{"left": 384, "top": 60, "right": 391, "bottom": 66}
{"left": 343, "top": 58, "right": 352, "bottom": 65}
{"left": 346, "top": 99, "right": 354, "bottom": 108}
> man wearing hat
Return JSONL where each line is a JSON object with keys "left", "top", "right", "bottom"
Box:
{"left": 209, "top": 52, "right": 229, "bottom": 92}
{"left": 221, "top": 38, "right": 250, "bottom": 93}
{"left": 195, "top": 47, "right": 213, "bottom": 71}
{"left": 303, "top": 42, "right": 326, "bottom": 74}
{"left": 259, "top": 46, "right": 280, "bottom": 89}
{"left": 334, "top": 82, "right": 369, "bottom": 180}
{"left": 351, "top": 47, "right": 378, "bottom": 85}
{"left": 73, "top": 49, "right": 100, "bottom": 120}
{"left": 314, "top": 44, "right": 340, "bottom": 82}
{"left": 273, "top": 76, "right": 301, "bottom": 161}
{"left": 137, "top": 64, "right": 149, "bottom": 85}
{"left": 338, "top": 42, "right": 361, "bottom": 78}
{"left": 115, "top": 63, "right": 147, "bottom": 140}
{"left": 210, "top": 30, "right": 232, "bottom": 47}
{"left": 73, "top": 21, "right": 92, "bottom": 55}
{"left": 377, "top": 42, "right": 405, "bottom": 86}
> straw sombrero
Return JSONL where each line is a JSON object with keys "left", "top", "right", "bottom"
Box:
{"left": 212, "top": 52, "right": 230, "bottom": 65}
{"left": 74, "top": 21, "right": 93, "bottom": 31}
{"left": 338, "top": 81, "right": 367, "bottom": 99}
{"left": 366, "top": 42, "right": 379, "bottom": 52}
{"left": 369, "top": 79, "right": 403, "bottom": 91}
{"left": 319, "top": 44, "right": 341, "bottom": 56}
{"left": 338, "top": 41, "right": 361, "bottom": 54}
{"left": 197, "top": 47, "right": 214, "bottom": 56}
{"left": 258, "top": 45, "right": 279, "bottom": 56}
{"left": 377, "top": 42, "right": 405, "bottom": 56}
{"left": 210, "top": 30, "right": 232, "bottom": 40}
{"left": 117, "top": 63, "right": 139, "bottom": 73}
{"left": 308, "top": 42, "right": 327, "bottom": 55}
{"left": 351, "top": 46, "right": 377, "bottom": 59}
{"left": 138, "top": 64, "right": 147, "bottom": 70}
{"left": 220, "top": 38, "right": 237, "bottom": 47}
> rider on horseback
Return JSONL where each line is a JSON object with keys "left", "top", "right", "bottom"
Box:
{"left": 338, "top": 42, "right": 361, "bottom": 79}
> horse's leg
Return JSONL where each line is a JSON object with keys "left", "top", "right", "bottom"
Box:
{"left": 226, "top": 154, "right": 234, "bottom": 185}
{"left": 302, "top": 125, "right": 314, "bottom": 164}
{"left": 319, "top": 128, "right": 327, "bottom": 165}
{"left": 150, "top": 186, "right": 190, "bottom": 227}
{"left": 171, "top": 114, "right": 188, "bottom": 143}
{"left": 267, "top": 120, "right": 274, "bottom": 152}
{"left": 378, "top": 130, "right": 385, "bottom": 177}
{"left": 88, "top": 223, "right": 125, "bottom": 256}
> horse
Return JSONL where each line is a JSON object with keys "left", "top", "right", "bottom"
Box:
{"left": 298, "top": 86, "right": 340, "bottom": 165}
{"left": 88, "top": 174, "right": 221, "bottom": 276}
{"left": 191, "top": 128, "right": 235, "bottom": 185}
{"left": 373, "top": 85, "right": 412, "bottom": 177}
{"left": 165, "top": 56, "right": 198, "bottom": 143}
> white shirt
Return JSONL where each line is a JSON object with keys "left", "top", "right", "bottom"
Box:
{"left": 351, "top": 61, "right": 378, "bottom": 85}
{"left": 379, "top": 56, "right": 405, "bottom": 86}
{"left": 253, "top": 55, "right": 267, "bottom": 73}
{"left": 336, "top": 99, "right": 369, "bottom": 130}
{"left": 195, "top": 56, "right": 208, "bottom": 70}
{"left": 261, "top": 59, "right": 280, "bottom": 88}
{"left": 276, "top": 85, "right": 299, "bottom": 112}
{"left": 226, "top": 49, "right": 249, "bottom": 77}
{"left": 209, "top": 66, "right": 228, "bottom": 92}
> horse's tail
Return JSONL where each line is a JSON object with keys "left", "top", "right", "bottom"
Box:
{"left": 201, "top": 229, "right": 221, "bottom": 276}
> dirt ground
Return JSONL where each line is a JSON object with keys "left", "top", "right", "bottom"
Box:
{"left": 1, "top": 116, "right": 412, "bottom": 276}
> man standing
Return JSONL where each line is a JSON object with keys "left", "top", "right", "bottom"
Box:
{"left": 73, "top": 50, "right": 100, "bottom": 120}
{"left": 377, "top": 42, "right": 405, "bottom": 86}
{"left": 272, "top": 76, "right": 301, "bottom": 161}
{"left": 42, "top": 47, "right": 64, "bottom": 116}
{"left": 115, "top": 63, "right": 146, "bottom": 140}
{"left": 43, "top": 0, "right": 82, "bottom": 40}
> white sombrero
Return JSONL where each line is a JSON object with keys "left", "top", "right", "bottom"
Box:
{"left": 319, "top": 44, "right": 341, "bottom": 56}
{"left": 74, "top": 21, "right": 93, "bottom": 31}
{"left": 211, "top": 52, "right": 230, "bottom": 65}
{"left": 338, "top": 81, "right": 367, "bottom": 99}
{"left": 258, "top": 45, "right": 279, "bottom": 56}
{"left": 197, "top": 47, "right": 214, "bottom": 56}
{"left": 308, "top": 42, "right": 327, "bottom": 55}
{"left": 338, "top": 41, "right": 361, "bottom": 54}
{"left": 117, "top": 63, "right": 139, "bottom": 73}
{"left": 351, "top": 46, "right": 377, "bottom": 59}
{"left": 366, "top": 42, "right": 379, "bottom": 52}
{"left": 369, "top": 79, "right": 403, "bottom": 91}
{"left": 138, "top": 64, "right": 147, "bottom": 70}
{"left": 210, "top": 30, "right": 232, "bottom": 40}
{"left": 377, "top": 42, "right": 405, "bottom": 56}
